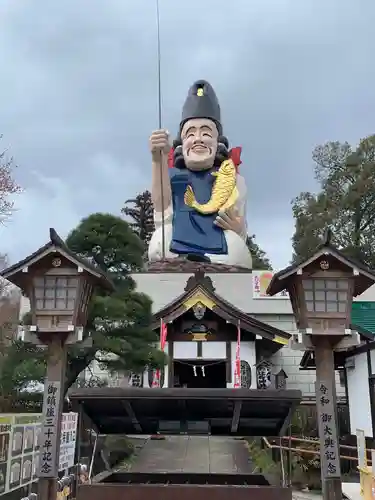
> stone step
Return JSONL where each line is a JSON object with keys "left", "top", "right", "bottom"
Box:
{"left": 130, "top": 436, "right": 252, "bottom": 474}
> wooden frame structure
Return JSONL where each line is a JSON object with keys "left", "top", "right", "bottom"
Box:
{"left": 69, "top": 386, "right": 302, "bottom": 500}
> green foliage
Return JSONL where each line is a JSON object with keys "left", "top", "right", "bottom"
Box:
{"left": 121, "top": 190, "right": 155, "bottom": 253}
{"left": 292, "top": 134, "right": 375, "bottom": 266}
{"left": 290, "top": 405, "right": 319, "bottom": 438}
{"left": 246, "top": 439, "right": 279, "bottom": 475}
{"left": 67, "top": 212, "right": 145, "bottom": 277}
{"left": 65, "top": 212, "right": 166, "bottom": 390}
{"left": 289, "top": 407, "right": 321, "bottom": 490}
{"left": 246, "top": 235, "right": 272, "bottom": 270}
{"left": 0, "top": 337, "right": 45, "bottom": 411}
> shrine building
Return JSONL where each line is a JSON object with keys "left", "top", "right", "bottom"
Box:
{"left": 123, "top": 264, "right": 349, "bottom": 398}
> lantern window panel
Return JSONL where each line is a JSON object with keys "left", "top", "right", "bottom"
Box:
{"left": 33, "top": 276, "right": 79, "bottom": 310}
{"left": 67, "top": 288, "right": 77, "bottom": 299}
{"left": 45, "top": 277, "right": 55, "bottom": 287}
{"left": 303, "top": 278, "right": 348, "bottom": 313}
{"left": 56, "top": 277, "right": 67, "bottom": 287}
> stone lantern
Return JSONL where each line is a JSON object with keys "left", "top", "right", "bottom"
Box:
{"left": 267, "top": 230, "right": 375, "bottom": 500}
{"left": 1, "top": 229, "right": 113, "bottom": 500}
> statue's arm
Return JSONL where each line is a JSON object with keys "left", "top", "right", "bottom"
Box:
{"left": 151, "top": 153, "right": 172, "bottom": 216}
{"left": 233, "top": 174, "right": 248, "bottom": 240}
{"left": 150, "top": 130, "right": 172, "bottom": 220}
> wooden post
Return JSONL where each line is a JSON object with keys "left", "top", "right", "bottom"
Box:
{"left": 38, "top": 336, "right": 67, "bottom": 500}
{"left": 314, "top": 336, "right": 342, "bottom": 500}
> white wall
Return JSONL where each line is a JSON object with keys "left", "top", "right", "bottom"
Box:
{"left": 202, "top": 342, "right": 226, "bottom": 359}
{"left": 346, "top": 351, "right": 373, "bottom": 437}
{"left": 19, "top": 296, "right": 30, "bottom": 320}
{"left": 256, "top": 314, "right": 346, "bottom": 398}
{"left": 133, "top": 273, "right": 292, "bottom": 315}
{"left": 174, "top": 341, "right": 197, "bottom": 359}
{"left": 370, "top": 350, "right": 375, "bottom": 373}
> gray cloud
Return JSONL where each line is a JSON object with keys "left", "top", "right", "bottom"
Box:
{"left": 0, "top": 0, "right": 375, "bottom": 270}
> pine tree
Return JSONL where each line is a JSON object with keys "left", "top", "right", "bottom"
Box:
{"left": 64, "top": 212, "right": 165, "bottom": 390}
{"left": 246, "top": 235, "right": 272, "bottom": 270}
{"left": 121, "top": 190, "right": 155, "bottom": 253}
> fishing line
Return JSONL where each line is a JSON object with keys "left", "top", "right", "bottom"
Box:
{"left": 156, "top": 0, "right": 166, "bottom": 259}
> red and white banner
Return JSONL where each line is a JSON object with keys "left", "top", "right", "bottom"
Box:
{"left": 152, "top": 319, "right": 167, "bottom": 388}
{"left": 234, "top": 321, "right": 241, "bottom": 388}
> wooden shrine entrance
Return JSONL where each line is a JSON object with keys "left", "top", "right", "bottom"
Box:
{"left": 69, "top": 387, "right": 301, "bottom": 500}
{"left": 173, "top": 359, "right": 227, "bottom": 388}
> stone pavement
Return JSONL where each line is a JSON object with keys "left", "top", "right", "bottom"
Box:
{"left": 130, "top": 435, "right": 252, "bottom": 473}
{"left": 129, "top": 436, "right": 351, "bottom": 498}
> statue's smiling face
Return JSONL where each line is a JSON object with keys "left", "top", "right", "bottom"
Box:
{"left": 181, "top": 118, "right": 218, "bottom": 171}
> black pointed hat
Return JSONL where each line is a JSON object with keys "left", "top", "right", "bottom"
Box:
{"left": 180, "top": 80, "right": 222, "bottom": 135}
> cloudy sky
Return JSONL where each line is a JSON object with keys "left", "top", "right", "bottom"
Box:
{"left": 0, "top": 0, "right": 374, "bottom": 270}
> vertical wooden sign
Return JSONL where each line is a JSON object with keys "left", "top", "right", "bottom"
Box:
{"left": 315, "top": 379, "right": 341, "bottom": 478}
{"left": 38, "top": 381, "right": 62, "bottom": 478}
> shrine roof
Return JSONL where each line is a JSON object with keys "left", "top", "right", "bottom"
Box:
{"left": 151, "top": 269, "right": 291, "bottom": 345}
{"left": 69, "top": 387, "right": 301, "bottom": 437}
{"left": 267, "top": 230, "right": 375, "bottom": 297}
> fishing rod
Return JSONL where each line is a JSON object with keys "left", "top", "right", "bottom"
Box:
{"left": 156, "top": 0, "right": 166, "bottom": 259}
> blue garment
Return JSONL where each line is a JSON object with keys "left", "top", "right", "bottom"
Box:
{"left": 169, "top": 167, "right": 228, "bottom": 256}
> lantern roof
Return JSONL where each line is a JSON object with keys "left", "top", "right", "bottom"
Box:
{"left": 1, "top": 228, "right": 113, "bottom": 291}
{"left": 267, "top": 229, "right": 375, "bottom": 297}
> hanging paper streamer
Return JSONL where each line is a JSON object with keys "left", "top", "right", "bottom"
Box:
{"left": 152, "top": 319, "right": 168, "bottom": 387}
{"left": 234, "top": 321, "right": 241, "bottom": 388}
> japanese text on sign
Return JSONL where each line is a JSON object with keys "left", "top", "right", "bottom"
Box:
{"left": 252, "top": 272, "right": 289, "bottom": 299}
{"left": 315, "top": 380, "right": 341, "bottom": 478}
{"left": 59, "top": 413, "right": 78, "bottom": 471}
{"left": 38, "top": 381, "right": 61, "bottom": 478}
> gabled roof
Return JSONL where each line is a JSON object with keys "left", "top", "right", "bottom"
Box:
{"left": 267, "top": 229, "right": 375, "bottom": 297}
{"left": 1, "top": 228, "right": 113, "bottom": 291}
{"left": 153, "top": 269, "right": 290, "bottom": 345}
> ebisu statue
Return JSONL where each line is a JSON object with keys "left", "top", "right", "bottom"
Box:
{"left": 148, "top": 80, "right": 252, "bottom": 269}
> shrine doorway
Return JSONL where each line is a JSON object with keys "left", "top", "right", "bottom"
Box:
{"left": 173, "top": 359, "right": 226, "bottom": 389}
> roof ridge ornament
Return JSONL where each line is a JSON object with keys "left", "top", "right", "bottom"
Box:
{"left": 49, "top": 227, "right": 66, "bottom": 248}
{"left": 323, "top": 227, "right": 333, "bottom": 246}
{"left": 184, "top": 268, "right": 215, "bottom": 293}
